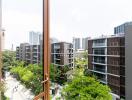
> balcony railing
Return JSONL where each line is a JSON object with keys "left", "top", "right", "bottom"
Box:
{"left": 93, "top": 43, "right": 106, "bottom": 47}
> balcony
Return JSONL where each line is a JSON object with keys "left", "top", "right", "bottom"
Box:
{"left": 32, "top": 50, "right": 38, "bottom": 52}
{"left": 93, "top": 59, "right": 106, "bottom": 64}
{"left": 93, "top": 48, "right": 106, "bottom": 55}
{"left": 55, "top": 54, "right": 60, "bottom": 58}
{"left": 54, "top": 49, "right": 60, "bottom": 53}
{"left": 26, "top": 47, "right": 30, "bottom": 49}
{"left": 26, "top": 50, "right": 31, "bottom": 53}
{"left": 55, "top": 58, "right": 61, "bottom": 60}
{"left": 93, "top": 43, "right": 106, "bottom": 47}
{"left": 93, "top": 39, "right": 106, "bottom": 47}
{"left": 94, "top": 67, "right": 106, "bottom": 73}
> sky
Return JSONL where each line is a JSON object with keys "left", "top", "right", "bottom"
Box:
{"left": 2, "top": 0, "right": 132, "bottom": 50}
{"left": 2, "top": 0, "right": 43, "bottom": 50}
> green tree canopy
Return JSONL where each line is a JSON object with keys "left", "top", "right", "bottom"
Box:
{"left": 50, "top": 64, "right": 70, "bottom": 84}
{"left": 2, "top": 50, "right": 16, "bottom": 70}
{"left": 62, "top": 76, "right": 112, "bottom": 100}
{"left": 10, "top": 63, "right": 43, "bottom": 95}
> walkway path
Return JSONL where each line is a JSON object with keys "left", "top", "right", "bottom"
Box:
{"left": 4, "top": 72, "right": 34, "bottom": 100}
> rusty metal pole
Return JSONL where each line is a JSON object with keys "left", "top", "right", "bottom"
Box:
{"left": 33, "top": 0, "right": 50, "bottom": 99}
{"left": 43, "top": 0, "right": 50, "bottom": 100}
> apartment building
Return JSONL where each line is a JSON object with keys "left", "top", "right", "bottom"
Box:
{"left": 88, "top": 34, "right": 125, "bottom": 100}
{"left": 16, "top": 43, "right": 29, "bottom": 61}
{"left": 25, "top": 45, "right": 40, "bottom": 64}
{"left": 51, "top": 42, "right": 74, "bottom": 68}
{"left": 88, "top": 22, "right": 132, "bottom": 100}
{"left": 16, "top": 43, "right": 40, "bottom": 64}
{"left": 115, "top": 22, "right": 132, "bottom": 100}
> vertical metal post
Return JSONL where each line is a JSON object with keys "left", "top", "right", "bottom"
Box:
{"left": 43, "top": 0, "right": 50, "bottom": 100}
{"left": 33, "top": 0, "right": 50, "bottom": 99}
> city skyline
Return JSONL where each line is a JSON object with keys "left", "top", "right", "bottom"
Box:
{"left": 2, "top": 0, "right": 132, "bottom": 50}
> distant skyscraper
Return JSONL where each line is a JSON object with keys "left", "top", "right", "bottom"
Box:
{"left": 29, "top": 31, "right": 40, "bottom": 45}
{"left": 73, "top": 37, "right": 81, "bottom": 50}
{"left": 82, "top": 37, "right": 90, "bottom": 50}
{"left": 114, "top": 22, "right": 132, "bottom": 34}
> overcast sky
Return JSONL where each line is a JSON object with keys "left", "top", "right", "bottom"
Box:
{"left": 2, "top": 0, "right": 132, "bottom": 50}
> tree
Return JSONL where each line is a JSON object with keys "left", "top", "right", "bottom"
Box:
{"left": 50, "top": 64, "right": 70, "bottom": 84}
{"left": 0, "top": 80, "right": 6, "bottom": 100}
{"left": 10, "top": 63, "right": 43, "bottom": 95}
{"left": 83, "top": 51, "right": 88, "bottom": 60}
{"left": 62, "top": 75, "right": 112, "bottom": 100}
{"left": 2, "top": 50, "right": 16, "bottom": 70}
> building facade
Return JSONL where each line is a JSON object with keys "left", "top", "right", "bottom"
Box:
{"left": 17, "top": 43, "right": 29, "bottom": 61}
{"left": 114, "top": 22, "right": 132, "bottom": 34}
{"left": 88, "top": 34, "right": 125, "bottom": 100}
{"left": 25, "top": 45, "right": 40, "bottom": 64}
{"left": 16, "top": 43, "right": 40, "bottom": 64}
{"left": 51, "top": 42, "right": 74, "bottom": 68}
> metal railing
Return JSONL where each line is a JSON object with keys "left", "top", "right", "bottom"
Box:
{"left": 34, "top": 74, "right": 49, "bottom": 100}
